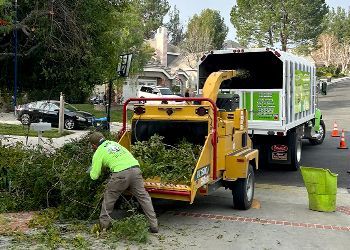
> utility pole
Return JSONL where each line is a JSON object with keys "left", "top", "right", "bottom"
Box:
{"left": 13, "top": 0, "right": 18, "bottom": 115}
{"left": 59, "top": 92, "right": 65, "bottom": 134}
{"left": 106, "top": 79, "right": 113, "bottom": 131}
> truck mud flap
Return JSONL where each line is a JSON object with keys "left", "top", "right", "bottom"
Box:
{"left": 252, "top": 134, "right": 292, "bottom": 166}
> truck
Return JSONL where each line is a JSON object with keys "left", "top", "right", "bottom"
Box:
{"left": 118, "top": 70, "right": 259, "bottom": 210}
{"left": 198, "top": 48, "right": 325, "bottom": 170}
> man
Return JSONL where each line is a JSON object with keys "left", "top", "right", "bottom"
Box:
{"left": 89, "top": 132, "right": 158, "bottom": 233}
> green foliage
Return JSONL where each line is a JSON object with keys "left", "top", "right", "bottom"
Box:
{"left": 171, "top": 85, "right": 181, "bottom": 94}
{"left": 29, "top": 208, "right": 60, "bottom": 229}
{"left": 10, "top": 214, "right": 148, "bottom": 248}
{"left": 109, "top": 214, "right": 149, "bottom": 243}
{"left": 0, "top": 136, "right": 104, "bottom": 217}
{"left": 0, "top": 89, "right": 13, "bottom": 112}
{"left": 0, "top": 0, "right": 154, "bottom": 103}
{"left": 316, "top": 66, "right": 343, "bottom": 78}
{"left": 185, "top": 9, "right": 228, "bottom": 50}
{"left": 0, "top": 133, "right": 151, "bottom": 246}
{"left": 324, "top": 7, "right": 350, "bottom": 43}
{"left": 166, "top": 5, "right": 184, "bottom": 46}
{"left": 131, "top": 135, "right": 202, "bottom": 184}
{"left": 231, "top": 0, "right": 328, "bottom": 51}
{"left": 12, "top": 224, "right": 92, "bottom": 249}
{"left": 135, "top": 0, "right": 170, "bottom": 39}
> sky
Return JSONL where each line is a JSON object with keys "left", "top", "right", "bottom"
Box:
{"left": 166, "top": 0, "right": 350, "bottom": 40}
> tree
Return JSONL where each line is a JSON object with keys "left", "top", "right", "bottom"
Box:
{"left": 181, "top": 9, "right": 228, "bottom": 68}
{"left": 0, "top": 0, "right": 153, "bottom": 102}
{"left": 166, "top": 5, "right": 184, "bottom": 46}
{"left": 324, "top": 7, "right": 350, "bottom": 73}
{"left": 135, "top": 0, "right": 170, "bottom": 39}
{"left": 231, "top": 0, "right": 328, "bottom": 51}
{"left": 311, "top": 33, "right": 339, "bottom": 67}
{"left": 311, "top": 7, "right": 350, "bottom": 74}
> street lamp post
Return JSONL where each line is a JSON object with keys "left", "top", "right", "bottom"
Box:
{"left": 13, "top": 0, "right": 18, "bottom": 115}
{"left": 106, "top": 53, "right": 133, "bottom": 132}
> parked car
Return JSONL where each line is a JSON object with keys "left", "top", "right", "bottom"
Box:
{"left": 16, "top": 100, "right": 96, "bottom": 130}
{"left": 89, "top": 96, "right": 105, "bottom": 105}
{"left": 137, "top": 86, "right": 183, "bottom": 104}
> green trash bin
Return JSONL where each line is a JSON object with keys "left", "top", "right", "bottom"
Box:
{"left": 300, "top": 167, "right": 338, "bottom": 212}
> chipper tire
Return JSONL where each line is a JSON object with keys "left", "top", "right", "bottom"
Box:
{"left": 232, "top": 164, "right": 255, "bottom": 210}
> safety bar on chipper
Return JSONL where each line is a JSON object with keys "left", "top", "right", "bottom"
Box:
{"left": 120, "top": 97, "right": 219, "bottom": 180}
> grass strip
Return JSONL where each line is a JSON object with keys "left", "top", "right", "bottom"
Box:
{"left": 0, "top": 124, "right": 72, "bottom": 138}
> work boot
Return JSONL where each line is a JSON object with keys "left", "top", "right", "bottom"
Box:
{"left": 149, "top": 226, "right": 159, "bottom": 233}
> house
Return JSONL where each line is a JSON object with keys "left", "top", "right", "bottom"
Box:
{"left": 94, "top": 27, "right": 246, "bottom": 102}
{"left": 120, "top": 27, "right": 198, "bottom": 101}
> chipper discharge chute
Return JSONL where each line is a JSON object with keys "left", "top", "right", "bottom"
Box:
{"left": 118, "top": 70, "right": 259, "bottom": 210}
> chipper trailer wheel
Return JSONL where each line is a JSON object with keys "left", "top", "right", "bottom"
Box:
{"left": 231, "top": 164, "right": 255, "bottom": 210}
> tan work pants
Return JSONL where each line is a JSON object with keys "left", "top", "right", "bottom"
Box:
{"left": 99, "top": 167, "right": 158, "bottom": 229}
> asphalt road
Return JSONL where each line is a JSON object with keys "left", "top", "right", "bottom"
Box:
{"left": 256, "top": 78, "right": 350, "bottom": 188}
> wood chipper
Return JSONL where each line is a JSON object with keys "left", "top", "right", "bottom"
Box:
{"left": 118, "top": 70, "right": 259, "bottom": 209}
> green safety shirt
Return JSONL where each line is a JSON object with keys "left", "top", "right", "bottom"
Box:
{"left": 90, "top": 140, "right": 139, "bottom": 180}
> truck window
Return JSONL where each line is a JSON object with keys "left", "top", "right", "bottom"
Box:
{"left": 199, "top": 51, "right": 283, "bottom": 90}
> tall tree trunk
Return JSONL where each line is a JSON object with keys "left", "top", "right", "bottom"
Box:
{"left": 280, "top": 5, "right": 288, "bottom": 52}
{"left": 268, "top": 27, "right": 274, "bottom": 47}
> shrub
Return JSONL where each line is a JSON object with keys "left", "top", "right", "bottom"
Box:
{"left": 316, "top": 65, "right": 342, "bottom": 78}
{"left": 0, "top": 136, "right": 106, "bottom": 219}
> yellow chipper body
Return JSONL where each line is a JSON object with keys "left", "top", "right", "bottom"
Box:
{"left": 118, "top": 70, "right": 259, "bottom": 209}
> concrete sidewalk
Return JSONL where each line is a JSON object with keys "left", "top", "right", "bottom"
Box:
{"left": 0, "top": 130, "right": 89, "bottom": 151}
{"left": 324, "top": 76, "right": 350, "bottom": 86}
{"left": 0, "top": 184, "right": 349, "bottom": 249}
{"left": 151, "top": 184, "right": 350, "bottom": 249}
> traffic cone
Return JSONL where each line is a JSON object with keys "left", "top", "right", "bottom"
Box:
{"left": 337, "top": 130, "right": 348, "bottom": 149}
{"left": 331, "top": 122, "right": 340, "bottom": 137}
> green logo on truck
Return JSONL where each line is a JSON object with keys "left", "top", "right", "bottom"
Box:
{"left": 243, "top": 92, "right": 280, "bottom": 121}
{"left": 295, "top": 70, "right": 311, "bottom": 113}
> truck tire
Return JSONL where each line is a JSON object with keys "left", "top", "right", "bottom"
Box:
{"left": 309, "top": 120, "right": 326, "bottom": 145}
{"left": 290, "top": 130, "right": 302, "bottom": 171}
{"left": 232, "top": 164, "right": 254, "bottom": 210}
{"left": 20, "top": 113, "right": 31, "bottom": 125}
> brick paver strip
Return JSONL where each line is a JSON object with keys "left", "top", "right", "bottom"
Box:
{"left": 337, "top": 206, "right": 350, "bottom": 215}
{"left": 171, "top": 211, "right": 350, "bottom": 232}
{"left": 1, "top": 212, "right": 34, "bottom": 233}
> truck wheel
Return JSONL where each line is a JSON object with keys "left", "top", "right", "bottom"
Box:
{"left": 290, "top": 130, "right": 302, "bottom": 171}
{"left": 20, "top": 113, "right": 31, "bottom": 125}
{"left": 232, "top": 164, "right": 254, "bottom": 210}
{"left": 64, "top": 118, "right": 75, "bottom": 130}
{"left": 309, "top": 120, "right": 326, "bottom": 145}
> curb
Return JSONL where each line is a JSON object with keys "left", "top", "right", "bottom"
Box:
{"left": 325, "top": 77, "right": 350, "bottom": 86}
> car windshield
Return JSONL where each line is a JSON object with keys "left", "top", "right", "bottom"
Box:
{"left": 159, "top": 88, "right": 173, "bottom": 95}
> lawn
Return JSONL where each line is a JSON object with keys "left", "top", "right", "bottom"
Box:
{"left": 74, "top": 104, "right": 133, "bottom": 123}
{"left": 0, "top": 124, "right": 72, "bottom": 138}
